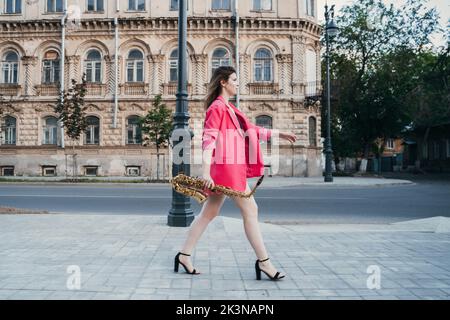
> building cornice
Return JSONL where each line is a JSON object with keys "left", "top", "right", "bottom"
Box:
{"left": 0, "top": 17, "right": 322, "bottom": 37}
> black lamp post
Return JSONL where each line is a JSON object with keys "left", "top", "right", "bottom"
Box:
{"left": 324, "top": 4, "right": 338, "bottom": 182}
{"left": 168, "top": 0, "right": 194, "bottom": 227}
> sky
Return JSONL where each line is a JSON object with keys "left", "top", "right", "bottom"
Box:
{"left": 316, "top": 0, "right": 449, "bottom": 48}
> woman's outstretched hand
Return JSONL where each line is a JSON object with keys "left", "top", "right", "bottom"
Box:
{"left": 279, "top": 132, "right": 297, "bottom": 144}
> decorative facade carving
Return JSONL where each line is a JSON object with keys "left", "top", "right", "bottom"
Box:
{"left": 21, "top": 56, "right": 37, "bottom": 96}
{"left": 291, "top": 35, "right": 306, "bottom": 96}
{"left": 150, "top": 54, "right": 164, "bottom": 95}
{"left": 191, "top": 54, "right": 208, "bottom": 95}
{"left": 0, "top": 6, "right": 323, "bottom": 177}
{"left": 239, "top": 54, "right": 251, "bottom": 95}
{"left": 276, "top": 54, "right": 293, "bottom": 96}
{"left": 248, "top": 102, "right": 278, "bottom": 112}
{"left": 66, "top": 55, "right": 81, "bottom": 85}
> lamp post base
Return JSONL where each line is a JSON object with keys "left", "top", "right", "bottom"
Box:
{"left": 168, "top": 211, "right": 195, "bottom": 227}
{"left": 324, "top": 149, "right": 334, "bottom": 182}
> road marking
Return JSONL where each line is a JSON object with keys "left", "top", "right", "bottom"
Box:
{"left": 0, "top": 194, "right": 366, "bottom": 200}
{"left": 0, "top": 194, "right": 164, "bottom": 199}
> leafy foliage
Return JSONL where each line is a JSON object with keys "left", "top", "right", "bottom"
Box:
{"left": 55, "top": 74, "right": 88, "bottom": 141}
{"left": 322, "top": 0, "right": 444, "bottom": 160}
{"left": 140, "top": 94, "right": 173, "bottom": 150}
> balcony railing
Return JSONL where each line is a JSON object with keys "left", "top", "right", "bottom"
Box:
{"left": 162, "top": 82, "right": 192, "bottom": 96}
{"left": 0, "top": 84, "right": 21, "bottom": 96}
{"left": 35, "top": 84, "right": 59, "bottom": 96}
{"left": 304, "top": 81, "right": 322, "bottom": 98}
{"left": 247, "top": 82, "right": 280, "bottom": 95}
{"left": 120, "top": 83, "right": 148, "bottom": 96}
{"left": 85, "top": 83, "right": 106, "bottom": 96}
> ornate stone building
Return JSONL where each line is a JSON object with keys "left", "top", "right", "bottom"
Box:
{"left": 0, "top": 0, "right": 322, "bottom": 178}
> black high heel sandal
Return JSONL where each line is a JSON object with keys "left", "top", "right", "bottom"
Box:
{"left": 174, "top": 252, "right": 200, "bottom": 275}
{"left": 255, "top": 257, "right": 285, "bottom": 281}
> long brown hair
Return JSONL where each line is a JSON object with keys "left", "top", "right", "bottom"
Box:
{"left": 204, "top": 66, "right": 236, "bottom": 110}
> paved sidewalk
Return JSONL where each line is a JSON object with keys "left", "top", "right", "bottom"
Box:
{"left": 0, "top": 175, "right": 414, "bottom": 188}
{"left": 0, "top": 213, "right": 449, "bottom": 300}
{"left": 251, "top": 175, "right": 414, "bottom": 188}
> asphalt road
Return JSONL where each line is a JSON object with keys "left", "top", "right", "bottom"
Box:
{"left": 0, "top": 176, "right": 449, "bottom": 224}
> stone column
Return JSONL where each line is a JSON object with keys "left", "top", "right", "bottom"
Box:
{"left": 191, "top": 54, "right": 208, "bottom": 95}
{"left": 146, "top": 54, "right": 153, "bottom": 95}
{"left": 104, "top": 55, "right": 114, "bottom": 96}
{"left": 117, "top": 56, "right": 123, "bottom": 94}
{"left": 66, "top": 55, "right": 81, "bottom": 86}
{"left": 239, "top": 53, "right": 251, "bottom": 96}
{"left": 276, "top": 54, "right": 293, "bottom": 95}
{"left": 21, "top": 56, "right": 38, "bottom": 96}
{"left": 291, "top": 35, "right": 306, "bottom": 97}
{"left": 150, "top": 54, "right": 164, "bottom": 95}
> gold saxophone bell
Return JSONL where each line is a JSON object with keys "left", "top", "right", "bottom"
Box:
{"left": 170, "top": 173, "right": 264, "bottom": 204}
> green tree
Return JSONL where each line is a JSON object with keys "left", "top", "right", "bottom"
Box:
{"left": 55, "top": 74, "right": 88, "bottom": 181}
{"left": 324, "top": 0, "right": 441, "bottom": 171}
{"left": 140, "top": 95, "right": 173, "bottom": 181}
{"left": 406, "top": 47, "right": 450, "bottom": 142}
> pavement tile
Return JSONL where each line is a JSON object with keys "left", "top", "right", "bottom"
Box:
{"left": 1, "top": 214, "right": 449, "bottom": 300}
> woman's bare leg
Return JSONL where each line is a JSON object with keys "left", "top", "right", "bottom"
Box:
{"left": 179, "top": 192, "right": 226, "bottom": 272}
{"left": 230, "top": 183, "right": 285, "bottom": 278}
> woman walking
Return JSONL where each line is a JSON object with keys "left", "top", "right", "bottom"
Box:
{"left": 174, "top": 66, "right": 297, "bottom": 280}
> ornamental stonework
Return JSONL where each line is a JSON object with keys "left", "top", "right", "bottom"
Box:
{"left": 0, "top": 1, "right": 323, "bottom": 178}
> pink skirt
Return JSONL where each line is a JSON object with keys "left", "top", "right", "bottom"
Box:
{"left": 203, "top": 163, "right": 247, "bottom": 197}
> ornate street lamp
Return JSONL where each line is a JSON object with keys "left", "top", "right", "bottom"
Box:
{"left": 324, "top": 3, "right": 338, "bottom": 182}
{"left": 168, "top": 0, "right": 195, "bottom": 227}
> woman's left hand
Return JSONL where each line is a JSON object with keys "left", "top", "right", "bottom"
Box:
{"left": 279, "top": 132, "right": 297, "bottom": 143}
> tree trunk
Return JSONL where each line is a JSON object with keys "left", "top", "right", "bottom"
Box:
{"left": 156, "top": 146, "right": 160, "bottom": 181}
{"left": 420, "top": 127, "right": 431, "bottom": 169}
{"left": 359, "top": 143, "right": 370, "bottom": 173}
{"left": 72, "top": 142, "right": 77, "bottom": 182}
{"left": 65, "top": 152, "right": 68, "bottom": 180}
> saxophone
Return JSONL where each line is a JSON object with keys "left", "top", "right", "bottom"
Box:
{"left": 170, "top": 173, "right": 264, "bottom": 204}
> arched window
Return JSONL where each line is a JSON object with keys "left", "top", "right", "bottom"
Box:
{"left": 2, "top": 51, "right": 19, "bottom": 84}
{"left": 126, "top": 49, "right": 144, "bottom": 82}
{"left": 84, "top": 49, "right": 102, "bottom": 83}
{"left": 309, "top": 116, "right": 317, "bottom": 147}
{"left": 42, "top": 50, "right": 60, "bottom": 84}
{"left": 2, "top": 115, "right": 16, "bottom": 145}
{"left": 169, "top": 49, "right": 189, "bottom": 83}
{"left": 256, "top": 115, "right": 273, "bottom": 144}
{"left": 211, "top": 48, "right": 231, "bottom": 75}
{"left": 85, "top": 116, "right": 100, "bottom": 145}
{"left": 256, "top": 114, "right": 273, "bottom": 128}
{"left": 254, "top": 48, "right": 272, "bottom": 82}
{"left": 305, "top": 48, "right": 317, "bottom": 96}
{"left": 42, "top": 116, "right": 58, "bottom": 145}
{"left": 169, "top": 49, "right": 179, "bottom": 82}
{"left": 127, "top": 115, "right": 142, "bottom": 144}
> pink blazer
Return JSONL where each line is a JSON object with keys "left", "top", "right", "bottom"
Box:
{"left": 202, "top": 95, "right": 272, "bottom": 193}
